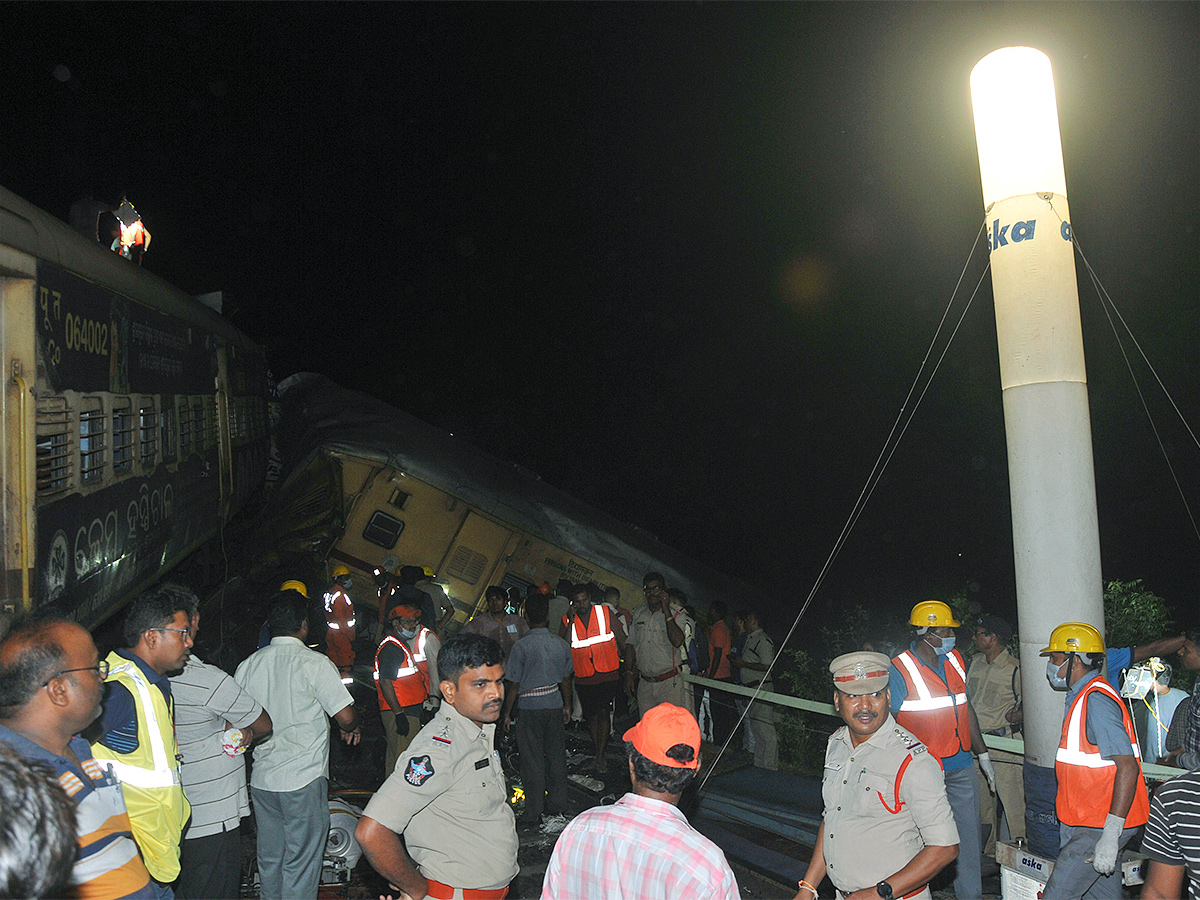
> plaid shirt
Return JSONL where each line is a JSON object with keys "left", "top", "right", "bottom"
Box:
{"left": 542, "top": 792, "right": 739, "bottom": 900}
{"left": 1178, "top": 675, "right": 1200, "bottom": 771}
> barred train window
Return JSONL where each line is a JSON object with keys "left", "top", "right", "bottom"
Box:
{"left": 362, "top": 511, "right": 404, "bottom": 550}
{"left": 35, "top": 397, "right": 72, "bottom": 494}
{"left": 192, "top": 398, "right": 204, "bottom": 451}
{"left": 203, "top": 397, "right": 217, "bottom": 448}
{"left": 161, "top": 401, "right": 177, "bottom": 462}
{"left": 178, "top": 397, "right": 194, "bottom": 457}
{"left": 112, "top": 402, "right": 134, "bottom": 473}
{"left": 80, "top": 399, "right": 107, "bottom": 483}
{"left": 139, "top": 398, "right": 157, "bottom": 468}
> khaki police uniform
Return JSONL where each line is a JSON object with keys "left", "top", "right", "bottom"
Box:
{"left": 361, "top": 701, "right": 518, "bottom": 891}
{"left": 823, "top": 715, "right": 959, "bottom": 898}
{"left": 820, "top": 651, "right": 958, "bottom": 900}
{"left": 966, "top": 647, "right": 1025, "bottom": 853}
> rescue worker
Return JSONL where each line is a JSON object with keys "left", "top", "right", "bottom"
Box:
{"left": 324, "top": 565, "right": 357, "bottom": 684}
{"left": 560, "top": 583, "right": 627, "bottom": 773}
{"left": 887, "top": 600, "right": 994, "bottom": 900}
{"left": 356, "top": 633, "right": 519, "bottom": 899}
{"left": 797, "top": 652, "right": 959, "bottom": 900}
{"left": 258, "top": 579, "right": 308, "bottom": 649}
{"left": 375, "top": 604, "right": 435, "bottom": 776}
{"left": 93, "top": 585, "right": 194, "bottom": 891}
{"left": 1038, "top": 623, "right": 1149, "bottom": 900}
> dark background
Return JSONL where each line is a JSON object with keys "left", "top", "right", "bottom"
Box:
{"left": 4, "top": 3, "right": 1197, "bottom": 631}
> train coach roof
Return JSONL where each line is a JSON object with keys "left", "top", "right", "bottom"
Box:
{"left": 0, "top": 185, "right": 257, "bottom": 349}
{"left": 274, "top": 372, "right": 761, "bottom": 612}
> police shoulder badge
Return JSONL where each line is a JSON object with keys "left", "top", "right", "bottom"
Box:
{"left": 404, "top": 755, "right": 435, "bottom": 786}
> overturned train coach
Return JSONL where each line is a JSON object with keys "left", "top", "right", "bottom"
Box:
{"left": 0, "top": 185, "right": 271, "bottom": 627}
{"left": 260, "top": 373, "right": 758, "bottom": 627}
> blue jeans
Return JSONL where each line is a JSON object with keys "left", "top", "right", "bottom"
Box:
{"left": 252, "top": 777, "right": 328, "bottom": 900}
{"left": 943, "top": 764, "right": 982, "bottom": 899}
{"left": 1040, "top": 823, "right": 1136, "bottom": 900}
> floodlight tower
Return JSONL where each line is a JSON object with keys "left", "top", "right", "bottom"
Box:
{"left": 970, "top": 46, "right": 1105, "bottom": 849}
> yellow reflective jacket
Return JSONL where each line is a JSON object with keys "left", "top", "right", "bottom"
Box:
{"left": 92, "top": 651, "right": 191, "bottom": 883}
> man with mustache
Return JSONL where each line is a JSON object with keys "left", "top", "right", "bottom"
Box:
{"left": 93, "top": 586, "right": 196, "bottom": 895}
{"left": 796, "top": 651, "right": 958, "bottom": 900}
{"left": 357, "top": 633, "right": 518, "bottom": 900}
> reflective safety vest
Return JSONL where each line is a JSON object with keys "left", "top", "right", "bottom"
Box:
{"left": 1055, "top": 675, "right": 1150, "bottom": 829}
{"left": 324, "top": 586, "right": 357, "bottom": 634}
{"left": 375, "top": 634, "right": 428, "bottom": 709}
{"left": 893, "top": 648, "right": 972, "bottom": 760}
{"left": 91, "top": 652, "right": 190, "bottom": 883}
{"left": 565, "top": 604, "right": 620, "bottom": 678}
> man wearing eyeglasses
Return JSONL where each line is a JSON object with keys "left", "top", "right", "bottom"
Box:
{"left": 0, "top": 618, "right": 156, "bottom": 898}
{"left": 93, "top": 586, "right": 196, "bottom": 896}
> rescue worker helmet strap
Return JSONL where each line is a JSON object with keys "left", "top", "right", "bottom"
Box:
{"left": 1040, "top": 622, "right": 1105, "bottom": 655}
{"left": 908, "top": 600, "right": 960, "bottom": 628}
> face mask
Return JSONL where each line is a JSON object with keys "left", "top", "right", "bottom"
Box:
{"left": 933, "top": 634, "right": 956, "bottom": 656}
{"left": 1047, "top": 658, "right": 1069, "bottom": 689}
{"left": 400, "top": 628, "right": 417, "bottom": 639}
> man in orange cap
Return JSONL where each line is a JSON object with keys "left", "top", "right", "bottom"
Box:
{"left": 542, "top": 703, "right": 738, "bottom": 899}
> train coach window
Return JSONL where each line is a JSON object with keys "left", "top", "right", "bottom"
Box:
{"left": 35, "top": 399, "right": 72, "bottom": 494}
{"left": 161, "top": 402, "right": 177, "bottom": 462}
{"left": 202, "top": 397, "right": 217, "bottom": 449}
{"left": 138, "top": 400, "right": 158, "bottom": 468}
{"left": 112, "top": 403, "right": 134, "bottom": 473}
{"left": 389, "top": 489, "right": 410, "bottom": 510}
{"left": 178, "top": 397, "right": 194, "bottom": 457}
{"left": 79, "top": 401, "right": 107, "bottom": 483}
{"left": 363, "top": 510, "right": 404, "bottom": 550}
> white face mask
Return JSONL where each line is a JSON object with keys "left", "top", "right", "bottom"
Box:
{"left": 400, "top": 628, "right": 417, "bottom": 639}
{"left": 934, "top": 634, "right": 956, "bottom": 656}
{"left": 1047, "top": 658, "right": 1069, "bottom": 689}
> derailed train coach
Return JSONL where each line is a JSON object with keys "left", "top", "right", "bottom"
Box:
{"left": 259, "top": 373, "right": 758, "bottom": 626}
{"left": 0, "top": 185, "right": 271, "bottom": 627}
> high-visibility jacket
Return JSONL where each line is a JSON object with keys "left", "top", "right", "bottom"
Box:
{"left": 91, "top": 652, "right": 190, "bottom": 883}
{"left": 324, "top": 586, "right": 357, "bottom": 668}
{"left": 564, "top": 604, "right": 620, "bottom": 678}
{"left": 892, "top": 648, "right": 972, "bottom": 760}
{"left": 375, "top": 634, "right": 428, "bottom": 709}
{"left": 1055, "top": 674, "right": 1150, "bottom": 828}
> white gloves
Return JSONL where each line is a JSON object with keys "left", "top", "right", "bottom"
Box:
{"left": 978, "top": 751, "right": 997, "bottom": 794}
{"left": 1091, "top": 813, "right": 1125, "bottom": 876}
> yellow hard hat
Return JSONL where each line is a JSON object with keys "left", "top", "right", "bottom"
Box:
{"left": 1040, "top": 622, "right": 1104, "bottom": 655}
{"left": 422, "top": 566, "right": 436, "bottom": 579}
{"left": 909, "top": 600, "right": 960, "bottom": 628}
{"left": 332, "top": 565, "right": 350, "bottom": 578}
{"left": 280, "top": 579, "right": 308, "bottom": 599}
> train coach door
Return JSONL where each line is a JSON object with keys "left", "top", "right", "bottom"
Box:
{"left": 439, "top": 512, "right": 517, "bottom": 618}
{"left": 213, "top": 346, "right": 233, "bottom": 519}
{"left": 0, "top": 266, "right": 37, "bottom": 615}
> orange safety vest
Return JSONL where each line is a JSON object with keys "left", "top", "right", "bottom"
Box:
{"left": 1055, "top": 675, "right": 1150, "bottom": 829}
{"left": 324, "top": 586, "right": 357, "bottom": 668}
{"left": 892, "top": 648, "right": 972, "bottom": 760}
{"left": 374, "top": 634, "right": 427, "bottom": 709}
{"left": 564, "top": 604, "right": 620, "bottom": 678}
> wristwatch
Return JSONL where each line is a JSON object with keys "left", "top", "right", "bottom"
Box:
{"left": 876, "top": 881, "right": 894, "bottom": 900}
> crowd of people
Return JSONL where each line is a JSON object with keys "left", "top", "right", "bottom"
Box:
{"left": 4, "top": 576, "right": 1200, "bottom": 900}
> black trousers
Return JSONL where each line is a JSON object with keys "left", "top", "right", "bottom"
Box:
{"left": 516, "top": 707, "right": 568, "bottom": 823}
{"left": 177, "top": 824, "right": 243, "bottom": 900}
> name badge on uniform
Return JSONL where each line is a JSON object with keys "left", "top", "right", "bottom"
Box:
{"left": 474, "top": 758, "right": 490, "bottom": 770}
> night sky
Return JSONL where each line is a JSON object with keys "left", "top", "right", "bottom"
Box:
{"left": 5, "top": 3, "right": 1198, "bottom": 633}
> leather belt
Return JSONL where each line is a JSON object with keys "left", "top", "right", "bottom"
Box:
{"left": 641, "top": 666, "right": 679, "bottom": 683}
{"left": 425, "top": 879, "right": 509, "bottom": 899}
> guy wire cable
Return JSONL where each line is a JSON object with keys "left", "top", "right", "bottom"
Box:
{"left": 699, "top": 219, "right": 992, "bottom": 788}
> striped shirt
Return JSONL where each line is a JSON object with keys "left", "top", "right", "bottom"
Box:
{"left": 170, "top": 655, "right": 264, "bottom": 838}
{"left": 1142, "top": 769, "right": 1200, "bottom": 899}
{"left": 0, "top": 725, "right": 154, "bottom": 900}
{"left": 542, "top": 792, "right": 739, "bottom": 900}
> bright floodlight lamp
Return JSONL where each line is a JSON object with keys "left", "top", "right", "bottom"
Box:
{"left": 969, "top": 46, "right": 1106, "bottom": 801}
{"left": 971, "top": 47, "right": 1066, "bottom": 208}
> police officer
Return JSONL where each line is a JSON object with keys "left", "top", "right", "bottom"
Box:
{"left": 796, "top": 652, "right": 959, "bottom": 900}
{"left": 356, "top": 633, "right": 518, "bottom": 899}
